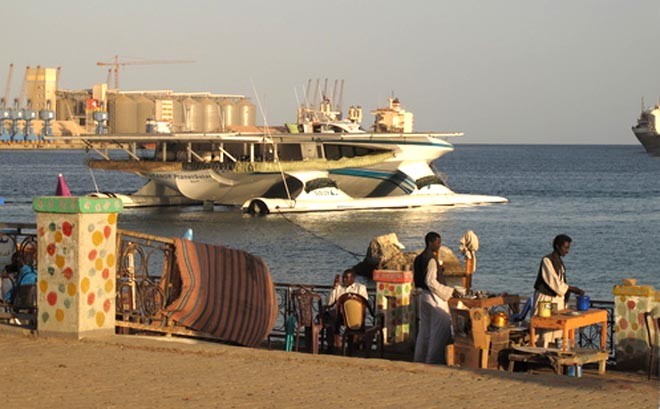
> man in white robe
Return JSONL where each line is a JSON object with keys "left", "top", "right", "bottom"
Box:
{"left": 532, "top": 234, "right": 584, "bottom": 347}
{"left": 414, "top": 232, "right": 459, "bottom": 364}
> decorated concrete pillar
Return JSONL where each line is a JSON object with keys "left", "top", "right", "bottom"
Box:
{"left": 33, "top": 196, "right": 122, "bottom": 338}
{"left": 374, "top": 269, "right": 415, "bottom": 349}
{"left": 612, "top": 280, "right": 658, "bottom": 371}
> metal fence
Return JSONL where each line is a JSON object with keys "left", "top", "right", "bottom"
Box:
{"left": 578, "top": 299, "right": 615, "bottom": 360}
{"left": 0, "top": 222, "right": 618, "bottom": 360}
{"left": 268, "top": 283, "right": 378, "bottom": 344}
{"left": 114, "top": 229, "right": 176, "bottom": 333}
{"left": 0, "top": 223, "right": 37, "bottom": 269}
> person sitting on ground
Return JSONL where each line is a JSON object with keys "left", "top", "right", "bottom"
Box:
{"left": 324, "top": 269, "right": 368, "bottom": 348}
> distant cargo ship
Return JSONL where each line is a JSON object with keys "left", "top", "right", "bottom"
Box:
{"left": 632, "top": 100, "right": 660, "bottom": 156}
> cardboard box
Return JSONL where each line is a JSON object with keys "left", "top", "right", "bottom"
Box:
{"left": 447, "top": 343, "right": 486, "bottom": 369}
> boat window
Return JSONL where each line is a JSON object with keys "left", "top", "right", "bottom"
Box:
{"left": 415, "top": 175, "right": 447, "bottom": 189}
{"left": 304, "top": 178, "right": 338, "bottom": 193}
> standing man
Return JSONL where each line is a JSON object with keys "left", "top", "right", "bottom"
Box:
{"left": 532, "top": 234, "right": 584, "bottom": 347}
{"left": 414, "top": 232, "right": 459, "bottom": 364}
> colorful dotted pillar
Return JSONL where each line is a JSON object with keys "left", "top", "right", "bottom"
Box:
{"left": 612, "top": 281, "right": 658, "bottom": 371}
{"left": 373, "top": 269, "right": 415, "bottom": 348}
{"left": 33, "top": 196, "right": 122, "bottom": 338}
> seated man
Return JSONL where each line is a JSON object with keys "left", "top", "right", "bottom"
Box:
{"left": 327, "top": 269, "right": 368, "bottom": 306}
{"left": 3, "top": 255, "right": 37, "bottom": 306}
{"left": 1, "top": 263, "right": 19, "bottom": 306}
{"left": 324, "top": 269, "right": 368, "bottom": 349}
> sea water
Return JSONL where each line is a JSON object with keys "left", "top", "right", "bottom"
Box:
{"left": 1, "top": 145, "right": 658, "bottom": 300}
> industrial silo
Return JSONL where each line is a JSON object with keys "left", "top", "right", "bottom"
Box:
{"left": 109, "top": 94, "right": 138, "bottom": 134}
{"left": 182, "top": 97, "right": 203, "bottom": 132}
{"left": 201, "top": 98, "right": 220, "bottom": 132}
{"left": 220, "top": 98, "right": 237, "bottom": 129}
{"left": 237, "top": 98, "right": 257, "bottom": 127}
{"left": 55, "top": 96, "right": 74, "bottom": 121}
{"left": 135, "top": 95, "right": 155, "bottom": 133}
{"left": 172, "top": 97, "right": 185, "bottom": 132}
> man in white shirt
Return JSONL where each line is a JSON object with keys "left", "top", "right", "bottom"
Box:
{"left": 532, "top": 234, "right": 584, "bottom": 347}
{"left": 414, "top": 232, "right": 459, "bottom": 364}
{"left": 325, "top": 269, "right": 368, "bottom": 349}
{"left": 327, "top": 269, "right": 368, "bottom": 306}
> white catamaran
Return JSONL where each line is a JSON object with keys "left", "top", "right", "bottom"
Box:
{"left": 87, "top": 96, "right": 507, "bottom": 213}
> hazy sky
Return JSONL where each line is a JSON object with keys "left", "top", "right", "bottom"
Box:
{"left": 4, "top": 0, "right": 659, "bottom": 144}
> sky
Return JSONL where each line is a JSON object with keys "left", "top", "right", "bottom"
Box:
{"left": 3, "top": 0, "right": 660, "bottom": 144}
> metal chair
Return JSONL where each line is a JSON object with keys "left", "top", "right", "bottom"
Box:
{"left": 644, "top": 311, "right": 659, "bottom": 380}
{"left": 337, "top": 293, "right": 384, "bottom": 358}
{"left": 291, "top": 287, "right": 323, "bottom": 354}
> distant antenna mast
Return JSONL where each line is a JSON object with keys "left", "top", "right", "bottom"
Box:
{"left": 304, "top": 79, "right": 312, "bottom": 109}
{"left": 331, "top": 80, "right": 338, "bottom": 110}
{"left": 312, "top": 79, "right": 320, "bottom": 109}
{"left": 337, "top": 79, "right": 344, "bottom": 115}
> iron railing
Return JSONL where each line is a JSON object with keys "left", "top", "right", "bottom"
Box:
{"left": 0, "top": 223, "right": 37, "bottom": 269}
{"left": 114, "top": 229, "right": 175, "bottom": 331}
{"left": 269, "top": 282, "right": 377, "bottom": 343}
{"left": 0, "top": 222, "right": 620, "bottom": 361}
{"left": 577, "top": 299, "right": 615, "bottom": 360}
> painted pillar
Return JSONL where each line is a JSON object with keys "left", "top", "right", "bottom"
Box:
{"left": 612, "top": 280, "right": 658, "bottom": 371}
{"left": 374, "top": 269, "right": 414, "bottom": 349}
{"left": 33, "top": 196, "right": 123, "bottom": 338}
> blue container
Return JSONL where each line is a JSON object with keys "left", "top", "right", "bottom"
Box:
{"left": 565, "top": 365, "right": 576, "bottom": 376}
{"left": 577, "top": 295, "right": 590, "bottom": 311}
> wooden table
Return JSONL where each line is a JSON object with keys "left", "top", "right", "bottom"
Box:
{"left": 449, "top": 294, "right": 520, "bottom": 312}
{"left": 529, "top": 308, "right": 607, "bottom": 352}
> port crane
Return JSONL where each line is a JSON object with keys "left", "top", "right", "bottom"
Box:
{"left": 1, "top": 63, "right": 14, "bottom": 108}
{"left": 96, "top": 55, "right": 194, "bottom": 89}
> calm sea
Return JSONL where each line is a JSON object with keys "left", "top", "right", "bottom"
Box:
{"left": 1, "top": 145, "right": 658, "bottom": 300}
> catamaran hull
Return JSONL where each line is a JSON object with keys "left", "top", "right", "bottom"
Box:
{"left": 144, "top": 160, "right": 448, "bottom": 206}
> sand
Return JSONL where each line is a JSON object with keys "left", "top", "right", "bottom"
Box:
{"left": 0, "top": 329, "right": 657, "bottom": 409}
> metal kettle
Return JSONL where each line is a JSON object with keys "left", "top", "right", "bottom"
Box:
{"left": 490, "top": 311, "right": 508, "bottom": 328}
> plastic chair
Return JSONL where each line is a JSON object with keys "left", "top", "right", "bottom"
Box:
{"left": 337, "top": 293, "right": 384, "bottom": 358}
{"left": 291, "top": 287, "right": 323, "bottom": 354}
{"left": 510, "top": 297, "right": 532, "bottom": 323}
{"left": 644, "top": 312, "right": 659, "bottom": 380}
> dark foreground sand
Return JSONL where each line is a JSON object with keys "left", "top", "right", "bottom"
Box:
{"left": 0, "top": 329, "right": 657, "bottom": 409}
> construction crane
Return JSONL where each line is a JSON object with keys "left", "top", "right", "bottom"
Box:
{"left": 1, "top": 63, "right": 14, "bottom": 108}
{"left": 96, "top": 55, "right": 195, "bottom": 89}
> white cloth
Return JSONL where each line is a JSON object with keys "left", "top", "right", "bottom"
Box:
{"left": 532, "top": 256, "right": 570, "bottom": 347}
{"left": 414, "top": 258, "right": 454, "bottom": 364}
{"left": 459, "top": 230, "right": 479, "bottom": 271}
{"left": 327, "top": 282, "right": 368, "bottom": 306}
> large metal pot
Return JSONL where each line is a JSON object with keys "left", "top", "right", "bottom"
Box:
{"left": 491, "top": 311, "right": 508, "bottom": 328}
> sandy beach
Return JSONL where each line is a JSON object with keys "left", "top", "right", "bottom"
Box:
{"left": 0, "top": 328, "right": 656, "bottom": 409}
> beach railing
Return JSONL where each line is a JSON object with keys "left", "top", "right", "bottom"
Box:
{"left": 0, "top": 222, "right": 617, "bottom": 360}
{"left": 0, "top": 223, "right": 37, "bottom": 269}
{"left": 268, "top": 283, "right": 378, "bottom": 346}
{"left": 115, "top": 229, "right": 176, "bottom": 333}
